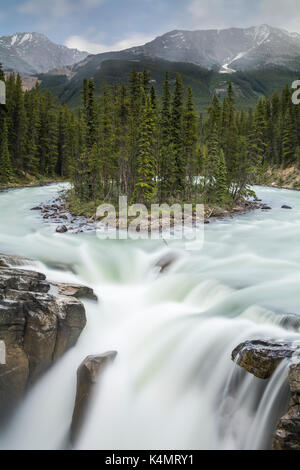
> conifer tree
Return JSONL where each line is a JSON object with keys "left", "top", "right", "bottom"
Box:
{"left": 183, "top": 86, "right": 197, "bottom": 197}
{"left": 133, "top": 94, "right": 157, "bottom": 205}
{"left": 0, "top": 119, "right": 11, "bottom": 184}
{"left": 214, "top": 149, "right": 228, "bottom": 205}
{"left": 86, "top": 79, "right": 97, "bottom": 151}
{"left": 282, "top": 107, "right": 297, "bottom": 167}
{"left": 158, "top": 71, "right": 174, "bottom": 201}
{"left": 171, "top": 74, "right": 185, "bottom": 196}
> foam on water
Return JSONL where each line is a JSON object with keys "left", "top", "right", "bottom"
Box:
{"left": 0, "top": 184, "right": 300, "bottom": 449}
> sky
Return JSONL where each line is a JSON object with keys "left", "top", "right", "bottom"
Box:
{"left": 0, "top": 0, "right": 300, "bottom": 53}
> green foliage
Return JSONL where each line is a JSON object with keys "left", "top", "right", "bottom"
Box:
{"left": 1, "top": 73, "right": 76, "bottom": 182}
{"left": 2, "top": 66, "right": 300, "bottom": 214}
{"left": 0, "top": 119, "right": 12, "bottom": 183}
{"left": 133, "top": 94, "right": 157, "bottom": 204}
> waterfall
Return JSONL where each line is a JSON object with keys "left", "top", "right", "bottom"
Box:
{"left": 0, "top": 183, "right": 299, "bottom": 449}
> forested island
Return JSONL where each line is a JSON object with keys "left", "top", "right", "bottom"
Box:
{"left": 1, "top": 63, "right": 300, "bottom": 214}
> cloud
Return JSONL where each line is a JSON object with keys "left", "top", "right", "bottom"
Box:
{"left": 17, "top": 0, "right": 107, "bottom": 32}
{"left": 258, "top": 0, "right": 300, "bottom": 32}
{"left": 65, "top": 33, "right": 154, "bottom": 53}
{"left": 18, "top": 0, "right": 106, "bottom": 19}
{"left": 187, "top": 0, "right": 300, "bottom": 32}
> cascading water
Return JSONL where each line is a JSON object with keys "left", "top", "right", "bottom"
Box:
{"left": 0, "top": 183, "right": 300, "bottom": 449}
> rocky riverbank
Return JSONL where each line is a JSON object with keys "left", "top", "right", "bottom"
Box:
{"left": 232, "top": 339, "right": 300, "bottom": 450}
{"left": 0, "top": 253, "right": 96, "bottom": 424}
{"left": 32, "top": 193, "right": 265, "bottom": 235}
{"left": 262, "top": 166, "right": 300, "bottom": 192}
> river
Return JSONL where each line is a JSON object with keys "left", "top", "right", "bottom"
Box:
{"left": 0, "top": 183, "right": 300, "bottom": 450}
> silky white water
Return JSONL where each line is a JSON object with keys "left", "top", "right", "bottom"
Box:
{"left": 0, "top": 184, "right": 300, "bottom": 450}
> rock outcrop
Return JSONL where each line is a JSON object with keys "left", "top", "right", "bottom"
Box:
{"left": 71, "top": 351, "right": 117, "bottom": 443}
{"left": 51, "top": 282, "right": 97, "bottom": 301}
{"left": 273, "top": 363, "right": 300, "bottom": 450}
{"left": 232, "top": 339, "right": 300, "bottom": 450}
{"left": 232, "top": 340, "right": 297, "bottom": 379}
{"left": 0, "top": 254, "right": 95, "bottom": 422}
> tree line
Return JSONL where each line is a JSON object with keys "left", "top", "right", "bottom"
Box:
{"left": 1, "top": 63, "right": 300, "bottom": 207}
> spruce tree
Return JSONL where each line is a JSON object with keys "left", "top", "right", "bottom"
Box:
{"left": 158, "top": 71, "right": 174, "bottom": 201}
{"left": 133, "top": 94, "right": 157, "bottom": 205}
{"left": 171, "top": 74, "right": 185, "bottom": 196}
{"left": 214, "top": 149, "right": 228, "bottom": 205}
{"left": 0, "top": 119, "right": 11, "bottom": 184}
{"left": 183, "top": 86, "right": 197, "bottom": 198}
{"left": 282, "top": 107, "right": 297, "bottom": 167}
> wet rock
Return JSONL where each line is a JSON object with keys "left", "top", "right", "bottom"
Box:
{"left": 262, "top": 205, "right": 272, "bottom": 210}
{"left": 232, "top": 340, "right": 297, "bottom": 379}
{"left": 0, "top": 262, "right": 87, "bottom": 421}
{"left": 71, "top": 351, "right": 117, "bottom": 443}
{"left": 282, "top": 205, "right": 292, "bottom": 210}
{"left": 232, "top": 339, "right": 300, "bottom": 450}
{"left": 0, "top": 253, "right": 33, "bottom": 268}
{"left": 280, "top": 313, "right": 300, "bottom": 332}
{"left": 0, "top": 346, "right": 29, "bottom": 421}
{"left": 31, "top": 206, "right": 42, "bottom": 211}
{"left": 51, "top": 282, "right": 97, "bottom": 301}
{"left": 56, "top": 225, "right": 68, "bottom": 233}
{"left": 0, "top": 267, "right": 49, "bottom": 294}
{"left": 23, "top": 292, "right": 58, "bottom": 382}
{"left": 155, "top": 253, "right": 178, "bottom": 274}
{"left": 273, "top": 363, "right": 300, "bottom": 450}
{"left": 53, "top": 296, "right": 87, "bottom": 362}
{"left": 289, "top": 363, "right": 300, "bottom": 393}
{"left": 273, "top": 405, "right": 300, "bottom": 450}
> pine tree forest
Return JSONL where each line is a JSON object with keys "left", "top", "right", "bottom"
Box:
{"left": 1, "top": 63, "right": 300, "bottom": 208}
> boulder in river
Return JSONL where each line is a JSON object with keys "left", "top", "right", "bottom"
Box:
{"left": 51, "top": 282, "right": 97, "bottom": 301}
{"left": 0, "top": 253, "right": 33, "bottom": 268}
{"left": 56, "top": 225, "right": 68, "bottom": 233}
{"left": 155, "top": 253, "right": 179, "bottom": 274}
{"left": 232, "top": 340, "right": 297, "bottom": 379}
{"left": 71, "top": 351, "right": 117, "bottom": 443}
{"left": 281, "top": 205, "right": 292, "bottom": 210}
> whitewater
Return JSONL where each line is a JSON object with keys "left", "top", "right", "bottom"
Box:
{"left": 0, "top": 183, "right": 299, "bottom": 450}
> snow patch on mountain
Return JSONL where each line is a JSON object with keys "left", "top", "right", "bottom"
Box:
{"left": 220, "top": 51, "right": 247, "bottom": 74}
{"left": 0, "top": 32, "right": 88, "bottom": 74}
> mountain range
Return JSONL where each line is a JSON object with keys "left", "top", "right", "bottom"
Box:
{"left": 1, "top": 25, "right": 299, "bottom": 110}
{"left": 0, "top": 32, "right": 88, "bottom": 74}
{"left": 127, "top": 25, "right": 300, "bottom": 72}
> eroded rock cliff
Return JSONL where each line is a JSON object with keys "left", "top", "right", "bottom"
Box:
{"left": 0, "top": 253, "right": 92, "bottom": 423}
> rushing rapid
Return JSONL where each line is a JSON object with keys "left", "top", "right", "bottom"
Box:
{"left": 0, "top": 183, "right": 300, "bottom": 450}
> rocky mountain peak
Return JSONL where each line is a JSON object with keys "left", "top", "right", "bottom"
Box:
{"left": 0, "top": 32, "right": 88, "bottom": 74}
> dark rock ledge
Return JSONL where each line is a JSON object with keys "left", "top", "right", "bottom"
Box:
{"left": 232, "top": 339, "right": 300, "bottom": 450}
{"left": 71, "top": 351, "right": 117, "bottom": 444}
{"left": 0, "top": 253, "right": 96, "bottom": 424}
